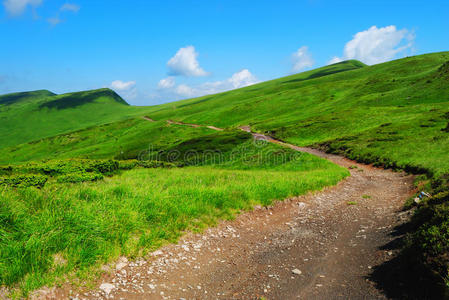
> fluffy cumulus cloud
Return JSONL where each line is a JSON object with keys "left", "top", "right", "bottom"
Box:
{"left": 110, "top": 80, "right": 136, "bottom": 91}
{"left": 291, "top": 46, "right": 314, "bottom": 72}
{"left": 157, "top": 77, "right": 175, "bottom": 89}
{"left": 167, "top": 46, "right": 209, "bottom": 77}
{"left": 159, "top": 69, "right": 259, "bottom": 98}
{"left": 3, "top": 0, "right": 42, "bottom": 16}
{"left": 151, "top": 45, "right": 258, "bottom": 102}
{"left": 329, "top": 25, "right": 415, "bottom": 65}
{"left": 109, "top": 80, "right": 137, "bottom": 100}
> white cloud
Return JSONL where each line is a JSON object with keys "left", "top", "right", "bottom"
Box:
{"left": 46, "top": 3, "right": 79, "bottom": 25}
{"left": 157, "top": 77, "right": 175, "bottom": 89}
{"left": 291, "top": 46, "right": 314, "bottom": 72}
{"left": 110, "top": 80, "right": 136, "bottom": 91}
{"left": 228, "top": 69, "right": 258, "bottom": 89}
{"left": 329, "top": 25, "right": 415, "bottom": 65}
{"left": 3, "top": 0, "right": 42, "bottom": 16}
{"left": 60, "top": 3, "right": 79, "bottom": 13}
{"left": 167, "top": 46, "right": 209, "bottom": 77}
{"left": 109, "top": 80, "right": 137, "bottom": 101}
{"left": 165, "top": 69, "right": 259, "bottom": 98}
{"left": 175, "top": 84, "right": 196, "bottom": 97}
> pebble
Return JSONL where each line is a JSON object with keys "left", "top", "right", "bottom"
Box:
{"left": 99, "top": 283, "right": 115, "bottom": 295}
{"left": 292, "top": 269, "right": 302, "bottom": 275}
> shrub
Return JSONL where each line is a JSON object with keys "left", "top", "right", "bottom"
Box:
{"left": 86, "top": 160, "right": 119, "bottom": 174}
{"left": 0, "top": 174, "right": 47, "bottom": 188}
{"left": 0, "top": 166, "right": 13, "bottom": 175}
{"left": 118, "top": 160, "right": 138, "bottom": 170}
{"left": 56, "top": 172, "right": 103, "bottom": 183}
{"left": 137, "top": 160, "right": 177, "bottom": 169}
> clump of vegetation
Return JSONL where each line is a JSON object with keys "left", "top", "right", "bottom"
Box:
{"left": 56, "top": 172, "right": 103, "bottom": 183}
{"left": 0, "top": 174, "right": 47, "bottom": 188}
{"left": 437, "top": 60, "right": 449, "bottom": 79}
{"left": 0, "top": 159, "right": 180, "bottom": 188}
{"left": 137, "top": 160, "right": 178, "bottom": 168}
{"left": 347, "top": 201, "right": 358, "bottom": 205}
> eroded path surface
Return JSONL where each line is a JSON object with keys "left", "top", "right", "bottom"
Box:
{"left": 53, "top": 125, "right": 415, "bottom": 300}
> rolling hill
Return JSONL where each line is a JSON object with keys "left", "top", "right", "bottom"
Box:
{"left": 0, "top": 88, "right": 144, "bottom": 149}
{"left": 2, "top": 52, "right": 448, "bottom": 176}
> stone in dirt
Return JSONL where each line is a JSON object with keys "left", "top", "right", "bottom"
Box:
{"left": 292, "top": 269, "right": 302, "bottom": 275}
{"left": 99, "top": 283, "right": 115, "bottom": 295}
{"left": 115, "top": 256, "right": 128, "bottom": 270}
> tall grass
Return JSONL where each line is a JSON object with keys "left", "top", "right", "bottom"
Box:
{"left": 0, "top": 144, "right": 348, "bottom": 296}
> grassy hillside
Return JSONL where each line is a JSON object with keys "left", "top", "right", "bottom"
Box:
{"left": 140, "top": 52, "right": 449, "bottom": 174}
{"left": 0, "top": 88, "right": 144, "bottom": 148}
{"left": 1, "top": 51, "right": 449, "bottom": 296}
{"left": 2, "top": 53, "right": 448, "bottom": 176}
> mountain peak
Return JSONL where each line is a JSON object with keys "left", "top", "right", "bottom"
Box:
{"left": 38, "top": 88, "right": 129, "bottom": 110}
{"left": 0, "top": 90, "right": 56, "bottom": 106}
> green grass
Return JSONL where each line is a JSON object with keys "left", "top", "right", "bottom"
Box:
{"left": 0, "top": 141, "right": 348, "bottom": 296}
{"left": 0, "top": 118, "right": 217, "bottom": 164}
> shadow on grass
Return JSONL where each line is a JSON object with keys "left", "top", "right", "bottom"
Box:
{"left": 369, "top": 222, "right": 447, "bottom": 300}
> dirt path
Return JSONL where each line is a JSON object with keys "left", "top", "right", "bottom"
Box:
{"left": 51, "top": 124, "right": 415, "bottom": 300}
{"left": 142, "top": 116, "right": 156, "bottom": 122}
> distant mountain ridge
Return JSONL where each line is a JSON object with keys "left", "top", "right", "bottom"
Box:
{"left": 0, "top": 88, "right": 138, "bottom": 148}
{"left": 0, "top": 90, "right": 56, "bottom": 106}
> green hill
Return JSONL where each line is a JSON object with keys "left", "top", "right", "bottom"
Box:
{"left": 0, "top": 90, "right": 56, "bottom": 106}
{"left": 3, "top": 53, "right": 449, "bottom": 176}
{"left": 0, "top": 88, "right": 143, "bottom": 148}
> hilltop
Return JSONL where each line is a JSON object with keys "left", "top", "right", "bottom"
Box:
{"left": 0, "top": 88, "right": 142, "bottom": 148}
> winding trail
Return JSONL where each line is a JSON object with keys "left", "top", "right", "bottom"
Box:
{"left": 51, "top": 121, "right": 415, "bottom": 300}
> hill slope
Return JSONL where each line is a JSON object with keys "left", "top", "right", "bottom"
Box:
{"left": 2, "top": 53, "right": 449, "bottom": 175}
{"left": 0, "top": 88, "right": 143, "bottom": 148}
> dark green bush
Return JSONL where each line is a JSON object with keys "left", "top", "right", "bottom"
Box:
{"left": 0, "top": 174, "right": 47, "bottom": 188}
{"left": 8, "top": 159, "right": 121, "bottom": 176}
{"left": 137, "top": 160, "right": 177, "bottom": 168}
{"left": 118, "top": 160, "right": 138, "bottom": 170}
{"left": 0, "top": 166, "right": 12, "bottom": 175}
{"left": 86, "top": 159, "right": 119, "bottom": 174}
{"left": 56, "top": 172, "right": 103, "bottom": 183}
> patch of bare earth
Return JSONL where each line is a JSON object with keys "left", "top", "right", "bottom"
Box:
{"left": 43, "top": 128, "right": 415, "bottom": 300}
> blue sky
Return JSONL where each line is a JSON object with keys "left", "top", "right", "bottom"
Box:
{"left": 0, "top": 0, "right": 448, "bottom": 105}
